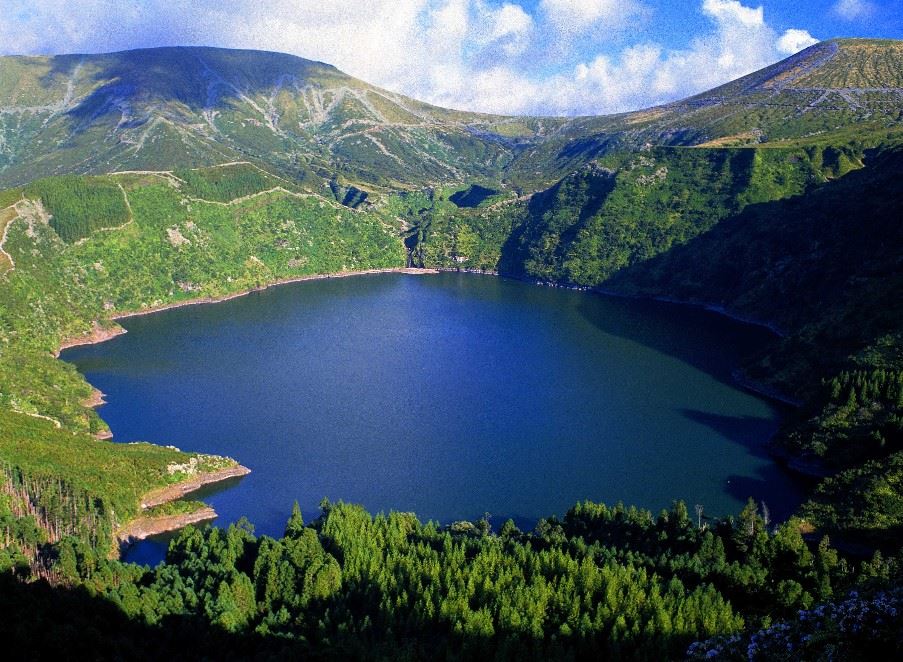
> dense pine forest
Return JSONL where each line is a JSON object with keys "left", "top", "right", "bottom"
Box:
{"left": 2, "top": 499, "right": 901, "bottom": 659}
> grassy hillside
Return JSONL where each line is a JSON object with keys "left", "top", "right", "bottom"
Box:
{"left": 1, "top": 40, "right": 901, "bottom": 196}
{"left": 0, "top": 165, "right": 405, "bottom": 435}
{"left": 0, "top": 47, "right": 545, "bottom": 191}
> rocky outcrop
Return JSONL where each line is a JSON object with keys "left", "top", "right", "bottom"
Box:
{"left": 56, "top": 321, "right": 126, "bottom": 357}
{"left": 140, "top": 465, "right": 251, "bottom": 509}
{"left": 118, "top": 506, "right": 217, "bottom": 542}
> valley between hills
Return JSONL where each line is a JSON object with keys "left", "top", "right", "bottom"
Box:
{"left": 0, "top": 38, "right": 902, "bottom": 658}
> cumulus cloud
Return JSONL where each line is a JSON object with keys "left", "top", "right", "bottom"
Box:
{"left": 702, "top": 0, "right": 764, "bottom": 27}
{"left": 777, "top": 29, "right": 819, "bottom": 55}
{"left": 0, "top": 0, "right": 820, "bottom": 116}
{"left": 833, "top": 0, "right": 876, "bottom": 20}
{"left": 531, "top": 0, "right": 821, "bottom": 115}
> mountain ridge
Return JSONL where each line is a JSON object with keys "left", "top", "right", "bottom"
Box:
{"left": 1, "top": 39, "right": 901, "bottom": 192}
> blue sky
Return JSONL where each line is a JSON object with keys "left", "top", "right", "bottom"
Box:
{"left": 2, "top": 1, "right": 901, "bottom": 115}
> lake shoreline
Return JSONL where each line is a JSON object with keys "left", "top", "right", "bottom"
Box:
{"left": 435, "top": 267, "right": 786, "bottom": 338}
{"left": 434, "top": 268, "right": 795, "bottom": 406}
{"left": 62, "top": 266, "right": 800, "bottom": 550}
{"left": 140, "top": 465, "right": 252, "bottom": 509}
{"left": 111, "top": 267, "right": 439, "bottom": 321}
{"left": 56, "top": 321, "right": 128, "bottom": 357}
{"left": 56, "top": 268, "right": 440, "bottom": 357}
{"left": 117, "top": 506, "right": 217, "bottom": 546}
{"left": 115, "top": 464, "right": 252, "bottom": 557}
{"left": 58, "top": 266, "right": 784, "bottom": 365}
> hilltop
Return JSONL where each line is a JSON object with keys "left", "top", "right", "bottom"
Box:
{"left": 1, "top": 40, "right": 901, "bottom": 193}
{"left": 0, "top": 46, "right": 548, "bottom": 191}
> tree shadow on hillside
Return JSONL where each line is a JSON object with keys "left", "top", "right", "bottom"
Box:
{"left": 600, "top": 146, "right": 903, "bottom": 393}
{"left": 449, "top": 185, "right": 498, "bottom": 208}
{"left": 574, "top": 291, "right": 783, "bottom": 398}
{"left": 497, "top": 145, "right": 903, "bottom": 405}
{"left": 0, "top": 574, "right": 293, "bottom": 661}
{"left": 41, "top": 47, "right": 331, "bottom": 131}
{"left": 0, "top": 569, "right": 660, "bottom": 660}
{"left": 497, "top": 167, "right": 616, "bottom": 277}
{"left": 681, "top": 408, "right": 807, "bottom": 521}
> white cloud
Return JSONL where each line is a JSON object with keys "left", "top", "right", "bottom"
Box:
{"left": 474, "top": 2, "right": 535, "bottom": 56}
{"left": 0, "top": 0, "right": 821, "bottom": 116}
{"left": 776, "top": 29, "right": 819, "bottom": 55}
{"left": 529, "top": 0, "right": 821, "bottom": 116}
{"left": 488, "top": 3, "right": 533, "bottom": 41}
{"left": 833, "top": 0, "right": 876, "bottom": 20}
{"left": 702, "top": 0, "right": 764, "bottom": 27}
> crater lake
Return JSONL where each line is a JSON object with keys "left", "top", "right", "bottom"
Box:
{"left": 62, "top": 272, "right": 804, "bottom": 563}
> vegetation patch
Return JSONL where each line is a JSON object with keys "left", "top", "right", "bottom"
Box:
{"left": 173, "top": 163, "right": 285, "bottom": 203}
{"left": 24, "top": 176, "right": 130, "bottom": 243}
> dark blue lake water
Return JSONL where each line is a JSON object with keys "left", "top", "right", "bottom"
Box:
{"left": 62, "top": 273, "right": 803, "bottom": 565}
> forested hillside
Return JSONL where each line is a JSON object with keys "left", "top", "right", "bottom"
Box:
{"left": 407, "top": 138, "right": 880, "bottom": 277}
{"left": 0, "top": 163, "right": 405, "bottom": 435}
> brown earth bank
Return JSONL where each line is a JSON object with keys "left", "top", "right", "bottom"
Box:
{"left": 118, "top": 506, "right": 217, "bottom": 543}
{"left": 113, "top": 465, "right": 251, "bottom": 556}
{"left": 55, "top": 320, "right": 126, "bottom": 357}
{"left": 81, "top": 387, "right": 107, "bottom": 409}
{"left": 80, "top": 388, "right": 114, "bottom": 439}
{"left": 140, "top": 465, "right": 252, "bottom": 509}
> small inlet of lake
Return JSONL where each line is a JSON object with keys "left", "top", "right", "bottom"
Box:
{"left": 62, "top": 272, "right": 804, "bottom": 564}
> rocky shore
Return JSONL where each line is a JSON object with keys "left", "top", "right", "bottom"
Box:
{"left": 118, "top": 506, "right": 217, "bottom": 543}
{"left": 115, "top": 464, "right": 251, "bottom": 554}
{"left": 140, "top": 464, "right": 252, "bottom": 509}
{"left": 55, "top": 321, "right": 126, "bottom": 357}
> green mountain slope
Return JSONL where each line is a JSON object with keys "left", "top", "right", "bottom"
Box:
{"left": 0, "top": 47, "right": 549, "bottom": 191}
{"left": 503, "top": 39, "right": 903, "bottom": 188}
{"left": 407, "top": 132, "right": 898, "bottom": 283}
{"left": 604, "top": 146, "right": 903, "bottom": 389}
{"left": 1, "top": 40, "right": 901, "bottom": 195}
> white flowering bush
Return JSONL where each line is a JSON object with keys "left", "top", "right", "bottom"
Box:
{"left": 688, "top": 588, "right": 903, "bottom": 660}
